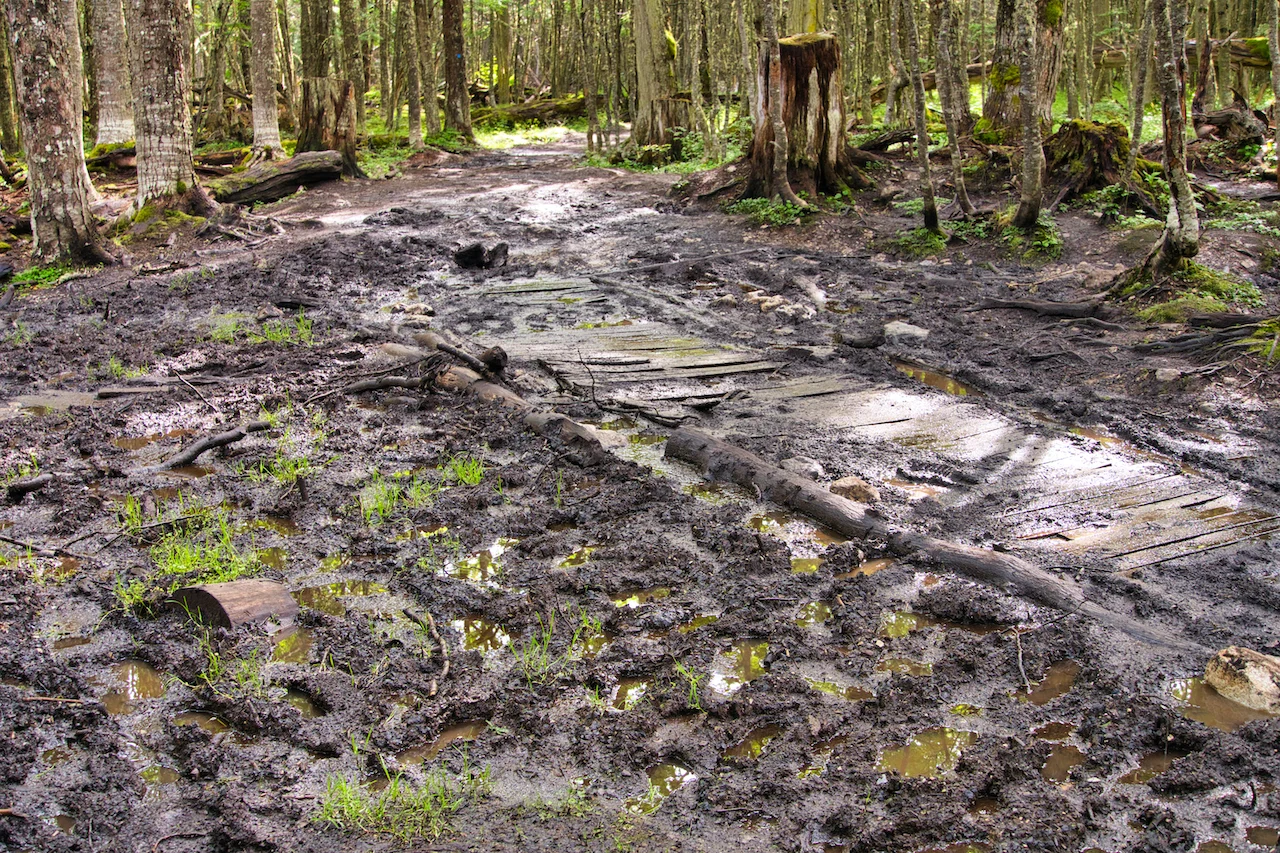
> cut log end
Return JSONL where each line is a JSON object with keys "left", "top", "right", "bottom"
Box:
{"left": 168, "top": 580, "right": 300, "bottom": 628}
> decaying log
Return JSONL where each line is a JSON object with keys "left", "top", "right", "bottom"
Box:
{"left": 471, "top": 95, "right": 586, "bottom": 127}
{"left": 160, "top": 421, "right": 272, "bottom": 469}
{"left": 169, "top": 580, "right": 300, "bottom": 628}
{"left": 1192, "top": 89, "right": 1268, "bottom": 146}
{"left": 666, "top": 428, "right": 1198, "bottom": 650}
{"left": 1043, "top": 120, "right": 1162, "bottom": 217}
{"left": 966, "top": 296, "right": 1104, "bottom": 318}
{"left": 206, "top": 151, "right": 344, "bottom": 204}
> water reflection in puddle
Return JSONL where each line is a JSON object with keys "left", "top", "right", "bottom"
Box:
{"left": 113, "top": 429, "right": 196, "bottom": 451}
{"left": 1040, "top": 744, "right": 1086, "bottom": 782}
{"left": 1170, "top": 678, "right": 1275, "bottom": 732}
{"left": 54, "top": 815, "right": 76, "bottom": 833}
{"left": 1118, "top": 749, "right": 1188, "bottom": 784}
{"left": 676, "top": 613, "right": 719, "bottom": 633}
{"left": 285, "top": 689, "right": 323, "bottom": 718}
{"left": 257, "top": 547, "right": 287, "bottom": 571}
{"left": 807, "top": 678, "right": 873, "bottom": 702}
{"left": 272, "top": 626, "right": 313, "bottom": 663}
{"left": 723, "top": 725, "right": 782, "bottom": 761}
{"left": 612, "top": 587, "right": 670, "bottom": 609}
{"left": 682, "top": 481, "right": 747, "bottom": 505}
{"left": 796, "top": 602, "right": 833, "bottom": 628}
{"left": 448, "top": 538, "right": 519, "bottom": 586}
{"left": 747, "top": 511, "right": 846, "bottom": 547}
{"left": 875, "top": 658, "right": 933, "bottom": 676}
{"left": 397, "top": 720, "right": 487, "bottom": 764}
{"left": 894, "top": 361, "right": 981, "bottom": 397}
{"left": 625, "top": 763, "right": 697, "bottom": 814}
{"left": 799, "top": 734, "right": 850, "bottom": 778}
{"left": 836, "top": 557, "right": 895, "bottom": 579}
{"left": 53, "top": 636, "right": 91, "bottom": 650}
{"left": 1016, "top": 661, "right": 1081, "bottom": 705}
{"left": 791, "top": 557, "right": 824, "bottom": 574}
{"left": 101, "top": 660, "right": 167, "bottom": 714}
{"left": 1032, "top": 722, "right": 1076, "bottom": 741}
{"left": 968, "top": 797, "right": 1000, "bottom": 816}
{"left": 293, "top": 580, "right": 389, "bottom": 616}
{"left": 609, "top": 678, "right": 648, "bottom": 711}
{"left": 451, "top": 616, "right": 510, "bottom": 654}
{"left": 559, "top": 545, "right": 597, "bottom": 568}
{"left": 255, "top": 516, "right": 301, "bottom": 536}
{"left": 1246, "top": 827, "right": 1279, "bottom": 848}
{"left": 877, "top": 728, "right": 977, "bottom": 777}
{"left": 174, "top": 711, "right": 230, "bottom": 734}
{"left": 709, "top": 640, "right": 769, "bottom": 696}
{"left": 886, "top": 478, "right": 948, "bottom": 501}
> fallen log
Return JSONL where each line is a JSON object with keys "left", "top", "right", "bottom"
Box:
{"left": 159, "top": 420, "right": 272, "bottom": 470}
{"left": 966, "top": 296, "right": 1103, "bottom": 318}
{"left": 665, "top": 427, "right": 1199, "bottom": 650}
{"left": 169, "top": 580, "right": 300, "bottom": 628}
{"left": 471, "top": 95, "right": 586, "bottom": 127}
{"left": 206, "top": 150, "right": 344, "bottom": 204}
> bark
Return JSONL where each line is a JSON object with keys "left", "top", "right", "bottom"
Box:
{"left": 983, "top": 0, "right": 1063, "bottom": 140}
{"left": 249, "top": 0, "right": 285, "bottom": 162}
{"left": 1011, "top": 0, "right": 1044, "bottom": 228}
{"left": 631, "top": 0, "right": 688, "bottom": 150}
{"left": 1271, "top": 0, "right": 1280, "bottom": 187}
{"left": 1126, "top": 0, "right": 1154, "bottom": 180}
{"left": 494, "top": 1, "right": 512, "bottom": 104}
{"left": 90, "top": 0, "right": 134, "bottom": 145}
{"left": 577, "top": 0, "right": 599, "bottom": 151}
{"left": 442, "top": 0, "right": 472, "bottom": 138}
{"left": 206, "top": 150, "right": 343, "bottom": 202}
{"left": 125, "top": 0, "right": 211, "bottom": 213}
{"left": 277, "top": 0, "right": 297, "bottom": 119}
{"left": 299, "top": 0, "right": 332, "bottom": 78}
{"left": 298, "top": 77, "right": 366, "bottom": 176}
{"left": 338, "top": 0, "right": 366, "bottom": 132}
{"left": 413, "top": 0, "right": 440, "bottom": 134}
{"left": 400, "top": 0, "right": 423, "bottom": 149}
{"left": 935, "top": 0, "right": 975, "bottom": 215}
{"left": 1148, "top": 0, "right": 1198, "bottom": 277}
{"left": 0, "top": 16, "right": 20, "bottom": 155}
{"left": 786, "top": 0, "right": 825, "bottom": 32}
{"left": 378, "top": 0, "right": 391, "bottom": 119}
{"left": 903, "top": 0, "right": 940, "bottom": 231}
{"left": 884, "top": 0, "right": 908, "bottom": 126}
{"left": 4, "top": 0, "right": 109, "bottom": 262}
{"left": 747, "top": 1, "right": 806, "bottom": 205}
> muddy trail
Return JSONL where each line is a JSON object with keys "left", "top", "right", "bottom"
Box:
{"left": 1, "top": 135, "right": 1279, "bottom": 853}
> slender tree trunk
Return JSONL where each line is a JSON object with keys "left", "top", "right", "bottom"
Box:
{"left": 761, "top": 0, "right": 805, "bottom": 205}
{"left": 379, "top": 0, "right": 391, "bottom": 118}
{"left": 414, "top": 0, "right": 440, "bottom": 134}
{"left": 885, "top": 0, "right": 908, "bottom": 126}
{"left": 90, "top": 0, "right": 134, "bottom": 145}
{"left": 277, "top": 0, "right": 297, "bottom": 118}
{"left": 250, "top": 0, "right": 285, "bottom": 161}
{"left": 0, "top": 15, "right": 22, "bottom": 155}
{"left": 400, "top": 0, "right": 423, "bottom": 148}
{"left": 339, "top": 0, "right": 366, "bottom": 132}
{"left": 1012, "top": 0, "right": 1044, "bottom": 227}
{"left": 1148, "top": 0, "right": 1198, "bottom": 275}
{"left": 4, "top": 0, "right": 109, "bottom": 262}
{"left": 442, "top": 0, "right": 472, "bottom": 137}
{"left": 494, "top": 1, "right": 511, "bottom": 104}
{"left": 578, "top": 0, "right": 599, "bottom": 150}
{"left": 1271, "top": 0, "right": 1280, "bottom": 187}
{"left": 1126, "top": 0, "right": 1153, "bottom": 179}
{"left": 787, "top": 0, "right": 825, "bottom": 32}
{"left": 984, "top": 0, "right": 1062, "bottom": 139}
{"left": 902, "top": 0, "right": 940, "bottom": 231}
{"left": 935, "top": 0, "right": 975, "bottom": 215}
{"left": 631, "top": 0, "right": 687, "bottom": 150}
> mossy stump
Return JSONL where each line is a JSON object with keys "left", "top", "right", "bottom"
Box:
{"left": 1044, "top": 120, "right": 1160, "bottom": 217}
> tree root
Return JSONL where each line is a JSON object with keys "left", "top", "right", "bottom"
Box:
{"left": 159, "top": 421, "right": 273, "bottom": 470}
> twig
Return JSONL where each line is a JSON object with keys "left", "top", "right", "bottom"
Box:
{"left": 20, "top": 695, "right": 91, "bottom": 705}
{"left": 0, "top": 533, "right": 58, "bottom": 557}
{"left": 1011, "top": 628, "right": 1032, "bottom": 694}
{"left": 6, "top": 473, "right": 55, "bottom": 503}
{"left": 176, "top": 373, "right": 220, "bottom": 415}
{"left": 152, "top": 832, "right": 208, "bottom": 852}
{"left": 0, "top": 807, "right": 28, "bottom": 818}
{"left": 159, "top": 420, "right": 272, "bottom": 469}
{"left": 436, "top": 342, "right": 501, "bottom": 383}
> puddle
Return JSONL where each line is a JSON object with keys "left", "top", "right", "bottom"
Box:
{"left": 272, "top": 626, "right": 313, "bottom": 663}
{"left": 596, "top": 417, "right": 639, "bottom": 430}
{"left": 113, "top": 429, "right": 196, "bottom": 451}
{"left": 140, "top": 765, "right": 181, "bottom": 787}
{"left": 292, "top": 580, "right": 389, "bottom": 616}
{"left": 452, "top": 616, "right": 511, "bottom": 654}
{"left": 397, "top": 720, "right": 487, "bottom": 764}
{"left": 42, "top": 746, "right": 73, "bottom": 766}
{"left": 608, "top": 678, "right": 649, "bottom": 711}
{"left": 877, "top": 728, "right": 977, "bottom": 777}
{"left": 807, "top": 678, "right": 873, "bottom": 702}
{"left": 951, "top": 703, "right": 983, "bottom": 717}
{"left": 747, "top": 511, "right": 846, "bottom": 547}
{"left": 11, "top": 390, "right": 98, "bottom": 416}
{"left": 875, "top": 657, "right": 933, "bottom": 676}
{"left": 174, "top": 711, "right": 230, "bottom": 734}
{"left": 682, "top": 481, "right": 748, "bottom": 505}
{"left": 1246, "top": 827, "right": 1279, "bottom": 847}
{"left": 791, "top": 557, "right": 824, "bottom": 574}
{"left": 575, "top": 318, "right": 637, "bottom": 329}
{"left": 1170, "top": 678, "right": 1276, "bottom": 732}
{"left": 709, "top": 640, "right": 769, "bottom": 696}
{"left": 968, "top": 797, "right": 1000, "bottom": 816}
{"left": 836, "top": 557, "right": 895, "bottom": 579}
{"left": 255, "top": 515, "right": 301, "bottom": 536}
{"left": 54, "top": 815, "right": 76, "bottom": 833}
{"left": 878, "top": 610, "right": 934, "bottom": 638}
{"left": 285, "top": 688, "right": 323, "bottom": 718}
{"left": 581, "top": 627, "right": 615, "bottom": 657}
{"left": 625, "top": 763, "right": 697, "bottom": 815}
{"left": 1195, "top": 843, "right": 1236, "bottom": 853}
{"left": 612, "top": 587, "right": 670, "bottom": 609}
{"left": 1041, "top": 744, "right": 1086, "bottom": 783}
{"left": 395, "top": 525, "right": 451, "bottom": 541}
{"left": 799, "top": 734, "right": 851, "bottom": 778}
{"left": 53, "top": 636, "right": 91, "bottom": 650}
{"left": 886, "top": 478, "right": 948, "bottom": 501}
{"left": 796, "top": 601, "right": 834, "bottom": 628}
{"left": 723, "top": 725, "right": 782, "bottom": 761}
{"left": 1118, "top": 749, "right": 1189, "bottom": 784}
{"left": 161, "top": 464, "right": 215, "bottom": 479}
{"left": 101, "top": 660, "right": 167, "bottom": 715}
{"left": 676, "top": 613, "right": 719, "bottom": 633}
{"left": 1032, "top": 722, "right": 1076, "bottom": 741}
{"left": 894, "top": 361, "right": 981, "bottom": 397}
{"left": 629, "top": 434, "right": 667, "bottom": 446}
{"left": 559, "top": 545, "right": 597, "bottom": 568}
{"left": 257, "top": 547, "right": 287, "bottom": 571}
{"left": 1016, "top": 661, "right": 1081, "bottom": 705}
{"left": 448, "top": 537, "right": 519, "bottom": 586}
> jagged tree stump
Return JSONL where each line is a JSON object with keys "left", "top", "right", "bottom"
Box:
{"left": 1044, "top": 120, "right": 1161, "bottom": 218}
{"left": 297, "top": 77, "right": 366, "bottom": 178}
{"left": 1193, "top": 89, "right": 1268, "bottom": 147}
{"left": 745, "top": 32, "right": 867, "bottom": 200}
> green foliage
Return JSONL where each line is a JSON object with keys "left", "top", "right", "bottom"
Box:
{"left": 13, "top": 263, "right": 75, "bottom": 288}
{"left": 247, "top": 310, "right": 314, "bottom": 345}
{"left": 424, "top": 128, "right": 475, "bottom": 153}
{"left": 112, "top": 575, "right": 148, "bottom": 610}
{"left": 145, "top": 505, "right": 261, "bottom": 592}
{"left": 723, "top": 197, "right": 808, "bottom": 227}
{"left": 510, "top": 609, "right": 602, "bottom": 688}
{"left": 948, "top": 217, "right": 994, "bottom": 241}
{"left": 1133, "top": 263, "right": 1264, "bottom": 322}
{"left": 890, "top": 227, "right": 947, "bottom": 258}
{"left": 315, "top": 756, "right": 492, "bottom": 841}
{"left": 893, "top": 196, "right": 953, "bottom": 215}
{"left": 1225, "top": 317, "right": 1280, "bottom": 367}
{"left": 6, "top": 321, "right": 33, "bottom": 346}
{"left": 104, "top": 356, "right": 149, "bottom": 380}
{"left": 206, "top": 311, "right": 250, "bottom": 343}
{"left": 1204, "top": 199, "right": 1280, "bottom": 239}
{"left": 999, "top": 212, "right": 1063, "bottom": 261}
{"left": 443, "top": 454, "right": 485, "bottom": 486}
{"left": 359, "top": 471, "right": 404, "bottom": 526}
{"left": 672, "top": 661, "right": 704, "bottom": 711}
{"left": 2, "top": 453, "right": 39, "bottom": 487}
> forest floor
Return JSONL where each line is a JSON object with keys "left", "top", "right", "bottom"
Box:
{"left": 1, "top": 132, "right": 1279, "bottom": 853}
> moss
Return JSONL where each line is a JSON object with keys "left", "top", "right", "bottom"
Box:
{"left": 1041, "top": 0, "right": 1064, "bottom": 27}
{"left": 890, "top": 227, "right": 947, "bottom": 258}
{"left": 973, "top": 117, "right": 1007, "bottom": 145}
{"left": 85, "top": 141, "right": 134, "bottom": 159}
{"left": 1136, "top": 293, "right": 1229, "bottom": 322}
{"left": 664, "top": 28, "right": 677, "bottom": 60}
{"left": 133, "top": 204, "right": 160, "bottom": 224}
{"left": 780, "top": 32, "right": 834, "bottom": 47}
{"left": 1242, "top": 36, "right": 1270, "bottom": 62}
{"left": 1171, "top": 263, "right": 1263, "bottom": 307}
{"left": 988, "top": 63, "right": 1021, "bottom": 92}
{"left": 175, "top": 180, "right": 188, "bottom": 194}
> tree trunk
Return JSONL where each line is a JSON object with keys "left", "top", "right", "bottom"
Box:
{"left": 631, "top": 0, "right": 688, "bottom": 151}
{"left": 442, "top": 0, "right": 472, "bottom": 138}
{"left": 0, "top": 15, "right": 21, "bottom": 155}
{"left": 5, "top": 0, "right": 110, "bottom": 263}
{"left": 1271, "top": 0, "right": 1280, "bottom": 187}
{"left": 399, "top": 0, "right": 423, "bottom": 149}
{"left": 125, "top": 0, "right": 212, "bottom": 213}
{"left": 903, "top": 0, "right": 940, "bottom": 231}
{"left": 378, "top": 0, "right": 391, "bottom": 120}
{"left": 277, "top": 0, "right": 297, "bottom": 122}
{"left": 299, "top": 0, "right": 332, "bottom": 78}
{"left": 249, "top": 0, "right": 285, "bottom": 162}
{"left": 494, "top": 1, "right": 512, "bottom": 104}
{"left": 934, "top": 0, "right": 975, "bottom": 216}
{"left": 786, "top": 0, "right": 825, "bottom": 32}
{"left": 884, "top": 0, "right": 908, "bottom": 126}
{"left": 1148, "top": 0, "right": 1198, "bottom": 276}
{"left": 1126, "top": 0, "right": 1153, "bottom": 179}
{"left": 338, "top": 0, "right": 366, "bottom": 132}
{"left": 983, "top": 0, "right": 1063, "bottom": 140}
{"left": 90, "top": 0, "right": 134, "bottom": 145}
{"left": 1012, "top": 0, "right": 1044, "bottom": 227}
{"left": 413, "top": 0, "right": 440, "bottom": 134}
{"left": 298, "top": 77, "right": 366, "bottom": 176}
{"left": 578, "top": 0, "right": 599, "bottom": 151}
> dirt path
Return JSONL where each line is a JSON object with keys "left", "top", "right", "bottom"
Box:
{"left": 1, "top": 137, "right": 1277, "bottom": 853}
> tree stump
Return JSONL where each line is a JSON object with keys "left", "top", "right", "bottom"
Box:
{"left": 1043, "top": 120, "right": 1162, "bottom": 219}
{"left": 297, "top": 76, "right": 366, "bottom": 178}
{"left": 744, "top": 32, "right": 866, "bottom": 201}
{"left": 169, "top": 580, "right": 299, "bottom": 628}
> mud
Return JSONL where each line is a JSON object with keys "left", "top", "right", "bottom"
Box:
{"left": 1, "top": 135, "right": 1278, "bottom": 852}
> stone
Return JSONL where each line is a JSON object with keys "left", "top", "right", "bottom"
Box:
{"left": 884, "top": 320, "right": 930, "bottom": 344}
{"left": 1204, "top": 646, "right": 1280, "bottom": 714}
{"left": 711, "top": 294, "right": 738, "bottom": 308}
{"left": 830, "top": 475, "right": 880, "bottom": 504}
{"left": 1155, "top": 368, "right": 1181, "bottom": 383}
{"left": 781, "top": 456, "right": 824, "bottom": 479}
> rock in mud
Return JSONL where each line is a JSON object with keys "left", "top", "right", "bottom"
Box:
{"left": 884, "top": 320, "right": 930, "bottom": 344}
{"left": 453, "top": 241, "right": 510, "bottom": 269}
{"left": 782, "top": 456, "right": 825, "bottom": 479}
{"left": 1204, "top": 646, "right": 1280, "bottom": 714}
{"left": 830, "top": 474, "right": 880, "bottom": 504}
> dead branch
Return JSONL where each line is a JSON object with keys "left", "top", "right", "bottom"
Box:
{"left": 160, "top": 420, "right": 272, "bottom": 469}
{"left": 6, "top": 473, "right": 54, "bottom": 503}
{"left": 966, "top": 296, "right": 1103, "bottom": 318}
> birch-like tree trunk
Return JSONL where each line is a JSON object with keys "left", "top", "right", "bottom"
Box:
{"left": 249, "top": 0, "right": 285, "bottom": 162}
{"left": 442, "top": 0, "right": 472, "bottom": 138}
{"left": 90, "top": 0, "right": 134, "bottom": 145}
{"left": 1148, "top": 0, "right": 1198, "bottom": 275}
{"left": 1011, "top": 0, "right": 1044, "bottom": 227}
{"left": 1126, "top": 0, "right": 1153, "bottom": 180}
{"left": 5, "top": 0, "right": 110, "bottom": 262}
{"left": 902, "top": 0, "right": 940, "bottom": 231}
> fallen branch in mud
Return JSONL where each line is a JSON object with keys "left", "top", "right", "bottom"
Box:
{"left": 0, "top": 807, "right": 28, "bottom": 819}
{"left": 966, "top": 296, "right": 1104, "bottom": 318}
{"left": 665, "top": 428, "right": 1201, "bottom": 651}
{"left": 6, "top": 473, "right": 54, "bottom": 503}
{"left": 159, "top": 420, "right": 272, "bottom": 470}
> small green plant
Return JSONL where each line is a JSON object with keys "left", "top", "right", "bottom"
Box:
{"left": 112, "top": 574, "right": 148, "bottom": 610}
{"left": 893, "top": 196, "right": 953, "bottom": 215}
{"left": 7, "top": 320, "right": 34, "bottom": 346}
{"left": 149, "top": 507, "right": 261, "bottom": 589}
{"left": 241, "top": 427, "right": 324, "bottom": 487}
{"left": 12, "top": 263, "right": 75, "bottom": 288}
{"left": 2, "top": 453, "right": 40, "bottom": 486}
{"left": 105, "top": 356, "right": 149, "bottom": 380}
{"left": 511, "top": 613, "right": 558, "bottom": 687}
{"left": 207, "top": 312, "right": 248, "bottom": 343}
{"left": 1224, "top": 316, "right": 1280, "bottom": 367}
{"left": 247, "top": 310, "right": 314, "bottom": 345}
{"left": 1133, "top": 263, "right": 1264, "bottom": 322}
{"left": 359, "top": 471, "right": 404, "bottom": 526}
{"left": 890, "top": 227, "right": 947, "bottom": 258}
{"left": 723, "top": 197, "right": 807, "bottom": 227}
{"left": 442, "top": 454, "right": 485, "bottom": 486}
{"left": 1000, "top": 211, "right": 1063, "bottom": 261}
{"left": 673, "top": 661, "right": 703, "bottom": 711}
{"left": 553, "top": 469, "right": 564, "bottom": 509}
